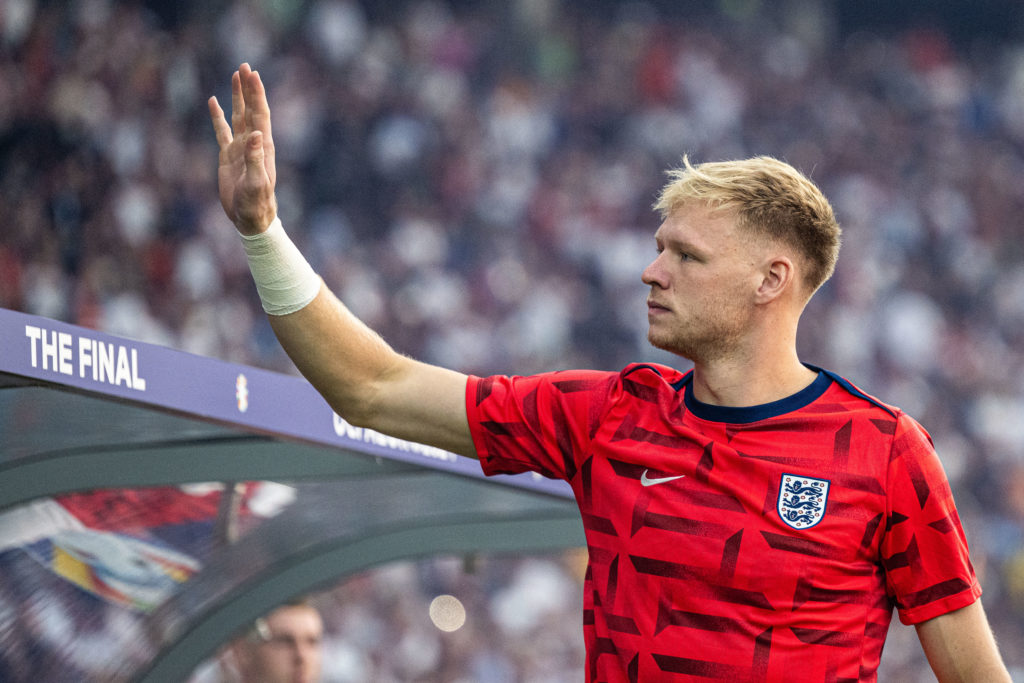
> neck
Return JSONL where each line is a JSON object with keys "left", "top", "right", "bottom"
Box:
{"left": 688, "top": 335, "right": 816, "bottom": 408}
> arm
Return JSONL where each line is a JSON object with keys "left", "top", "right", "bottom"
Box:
{"left": 915, "top": 600, "right": 1011, "bottom": 683}
{"left": 208, "top": 64, "right": 476, "bottom": 458}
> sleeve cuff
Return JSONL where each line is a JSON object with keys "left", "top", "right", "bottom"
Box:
{"left": 897, "top": 580, "right": 982, "bottom": 625}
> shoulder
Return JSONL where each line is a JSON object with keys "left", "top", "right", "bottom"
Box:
{"left": 813, "top": 367, "right": 938, "bottom": 452}
{"left": 620, "top": 362, "right": 690, "bottom": 388}
{"left": 812, "top": 365, "right": 903, "bottom": 419}
{"left": 472, "top": 364, "right": 686, "bottom": 395}
{"left": 468, "top": 368, "right": 619, "bottom": 407}
{"left": 598, "top": 362, "right": 689, "bottom": 410}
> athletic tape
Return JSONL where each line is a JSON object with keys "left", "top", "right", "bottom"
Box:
{"left": 239, "top": 217, "right": 321, "bottom": 315}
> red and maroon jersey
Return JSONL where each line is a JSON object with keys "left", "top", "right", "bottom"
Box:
{"left": 466, "top": 363, "right": 979, "bottom": 682}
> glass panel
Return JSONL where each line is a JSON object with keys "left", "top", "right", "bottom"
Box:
{"left": 0, "top": 471, "right": 580, "bottom": 682}
{"left": 0, "top": 386, "right": 243, "bottom": 465}
{"left": 186, "top": 552, "right": 588, "bottom": 683}
{"left": 0, "top": 480, "right": 295, "bottom": 681}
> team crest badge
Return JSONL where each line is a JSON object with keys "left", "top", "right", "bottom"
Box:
{"left": 778, "top": 474, "right": 830, "bottom": 530}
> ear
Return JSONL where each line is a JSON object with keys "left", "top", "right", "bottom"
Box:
{"left": 224, "top": 641, "right": 250, "bottom": 679}
{"left": 754, "top": 256, "right": 795, "bottom": 304}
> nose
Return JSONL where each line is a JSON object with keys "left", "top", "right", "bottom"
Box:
{"left": 642, "top": 254, "right": 667, "bottom": 289}
{"left": 295, "top": 642, "right": 314, "bottom": 664}
{"left": 294, "top": 640, "right": 321, "bottom": 677}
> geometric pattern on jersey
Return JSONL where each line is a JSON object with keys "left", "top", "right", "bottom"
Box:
{"left": 467, "top": 363, "right": 980, "bottom": 682}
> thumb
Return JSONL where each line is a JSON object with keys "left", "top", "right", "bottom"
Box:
{"left": 243, "top": 130, "right": 266, "bottom": 179}
{"left": 235, "top": 130, "right": 278, "bottom": 233}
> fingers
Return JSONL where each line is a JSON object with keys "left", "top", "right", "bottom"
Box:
{"left": 240, "top": 66, "right": 273, "bottom": 140}
{"left": 212, "top": 63, "right": 276, "bottom": 196}
{"left": 231, "top": 69, "right": 245, "bottom": 135}
{"left": 238, "top": 65, "right": 276, "bottom": 184}
{"left": 240, "top": 63, "right": 255, "bottom": 131}
{"left": 220, "top": 64, "right": 255, "bottom": 141}
{"left": 208, "top": 96, "right": 232, "bottom": 150}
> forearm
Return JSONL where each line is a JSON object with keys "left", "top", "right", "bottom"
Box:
{"left": 235, "top": 211, "right": 405, "bottom": 424}
{"left": 268, "top": 282, "right": 400, "bottom": 425}
{"left": 268, "top": 282, "right": 476, "bottom": 457}
{"left": 236, "top": 215, "right": 398, "bottom": 424}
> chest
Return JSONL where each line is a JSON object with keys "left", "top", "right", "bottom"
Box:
{"left": 572, "top": 405, "right": 893, "bottom": 570}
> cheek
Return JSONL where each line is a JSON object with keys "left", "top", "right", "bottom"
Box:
{"left": 709, "top": 267, "right": 754, "bottom": 301}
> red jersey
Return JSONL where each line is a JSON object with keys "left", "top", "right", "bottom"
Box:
{"left": 466, "top": 363, "right": 980, "bottom": 682}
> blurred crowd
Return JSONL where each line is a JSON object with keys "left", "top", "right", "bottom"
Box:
{"left": 2, "top": 0, "right": 1024, "bottom": 679}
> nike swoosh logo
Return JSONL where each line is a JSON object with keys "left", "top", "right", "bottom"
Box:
{"left": 640, "top": 469, "right": 686, "bottom": 487}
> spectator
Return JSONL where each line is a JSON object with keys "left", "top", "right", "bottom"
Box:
{"left": 223, "top": 601, "right": 324, "bottom": 683}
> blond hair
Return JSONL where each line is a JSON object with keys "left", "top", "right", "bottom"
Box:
{"left": 654, "top": 156, "right": 841, "bottom": 294}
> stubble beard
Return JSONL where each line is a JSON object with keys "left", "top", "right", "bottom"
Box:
{"left": 647, "top": 315, "right": 743, "bottom": 366}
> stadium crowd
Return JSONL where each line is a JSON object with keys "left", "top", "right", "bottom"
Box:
{"left": 1, "top": 0, "right": 1023, "bottom": 679}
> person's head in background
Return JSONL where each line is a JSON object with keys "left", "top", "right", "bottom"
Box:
{"left": 230, "top": 601, "right": 323, "bottom": 683}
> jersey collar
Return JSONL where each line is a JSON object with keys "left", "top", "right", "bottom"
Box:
{"left": 678, "top": 367, "right": 833, "bottom": 424}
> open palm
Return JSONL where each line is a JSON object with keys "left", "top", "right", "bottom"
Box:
{"left": 208, "top": 63, "right": 278, "bottom": 235}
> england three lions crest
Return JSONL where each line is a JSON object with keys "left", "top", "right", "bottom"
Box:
{"left": 778, "top": 474, "right": 830, "bottom": 530}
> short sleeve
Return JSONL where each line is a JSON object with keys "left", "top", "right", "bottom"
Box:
{"left": 465, "top": 370, "right": 617, "bottom": 482}
{"left": 882, "top": 414, "right": 981, "bottom": 624}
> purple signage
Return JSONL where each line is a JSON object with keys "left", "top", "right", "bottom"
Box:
{"left": 0, "top": 308, "right": 572, "bottom": 499}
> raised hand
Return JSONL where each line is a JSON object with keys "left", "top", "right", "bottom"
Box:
{"left": 208, "top": 63, "right": 278, "bottom": 235}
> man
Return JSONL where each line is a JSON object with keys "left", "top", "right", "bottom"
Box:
{"left": 227, "top": 601, "right": 323, "bottom": 683}
{"left": 209, "top": 63, "right": 1010, "bottom": 681}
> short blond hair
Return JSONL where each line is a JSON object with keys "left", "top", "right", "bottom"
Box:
{"left": 654, "top": 156, "right": 841, "bottom": 294}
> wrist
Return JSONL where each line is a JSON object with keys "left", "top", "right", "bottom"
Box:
{"left": 235, "top": 212, "right": 277, "bottom": 237}
{"left": 233, "top": 198, "right": 279, "bottom": 236}
{"left": 239, "top": 216, "right": 321, "bottom": 315}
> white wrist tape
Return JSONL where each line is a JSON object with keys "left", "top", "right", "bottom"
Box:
{"left": 239, "top": 217, "right": 321, "bottom": 315}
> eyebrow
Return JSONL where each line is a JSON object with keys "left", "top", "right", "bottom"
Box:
{"left": 655, "top": 233, "right": 708, "bottom": 258}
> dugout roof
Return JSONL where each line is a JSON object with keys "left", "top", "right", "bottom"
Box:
{"left": 0, "top": 307, "right": 582, "bottom": 681}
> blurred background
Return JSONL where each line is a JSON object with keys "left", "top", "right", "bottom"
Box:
{"left": 1, "top": 0, "right": 1023, "bottom": 680}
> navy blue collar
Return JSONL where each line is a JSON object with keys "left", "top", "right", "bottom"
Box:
{"left": 678, "top": 368, "right": 833, "bottom": 424}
